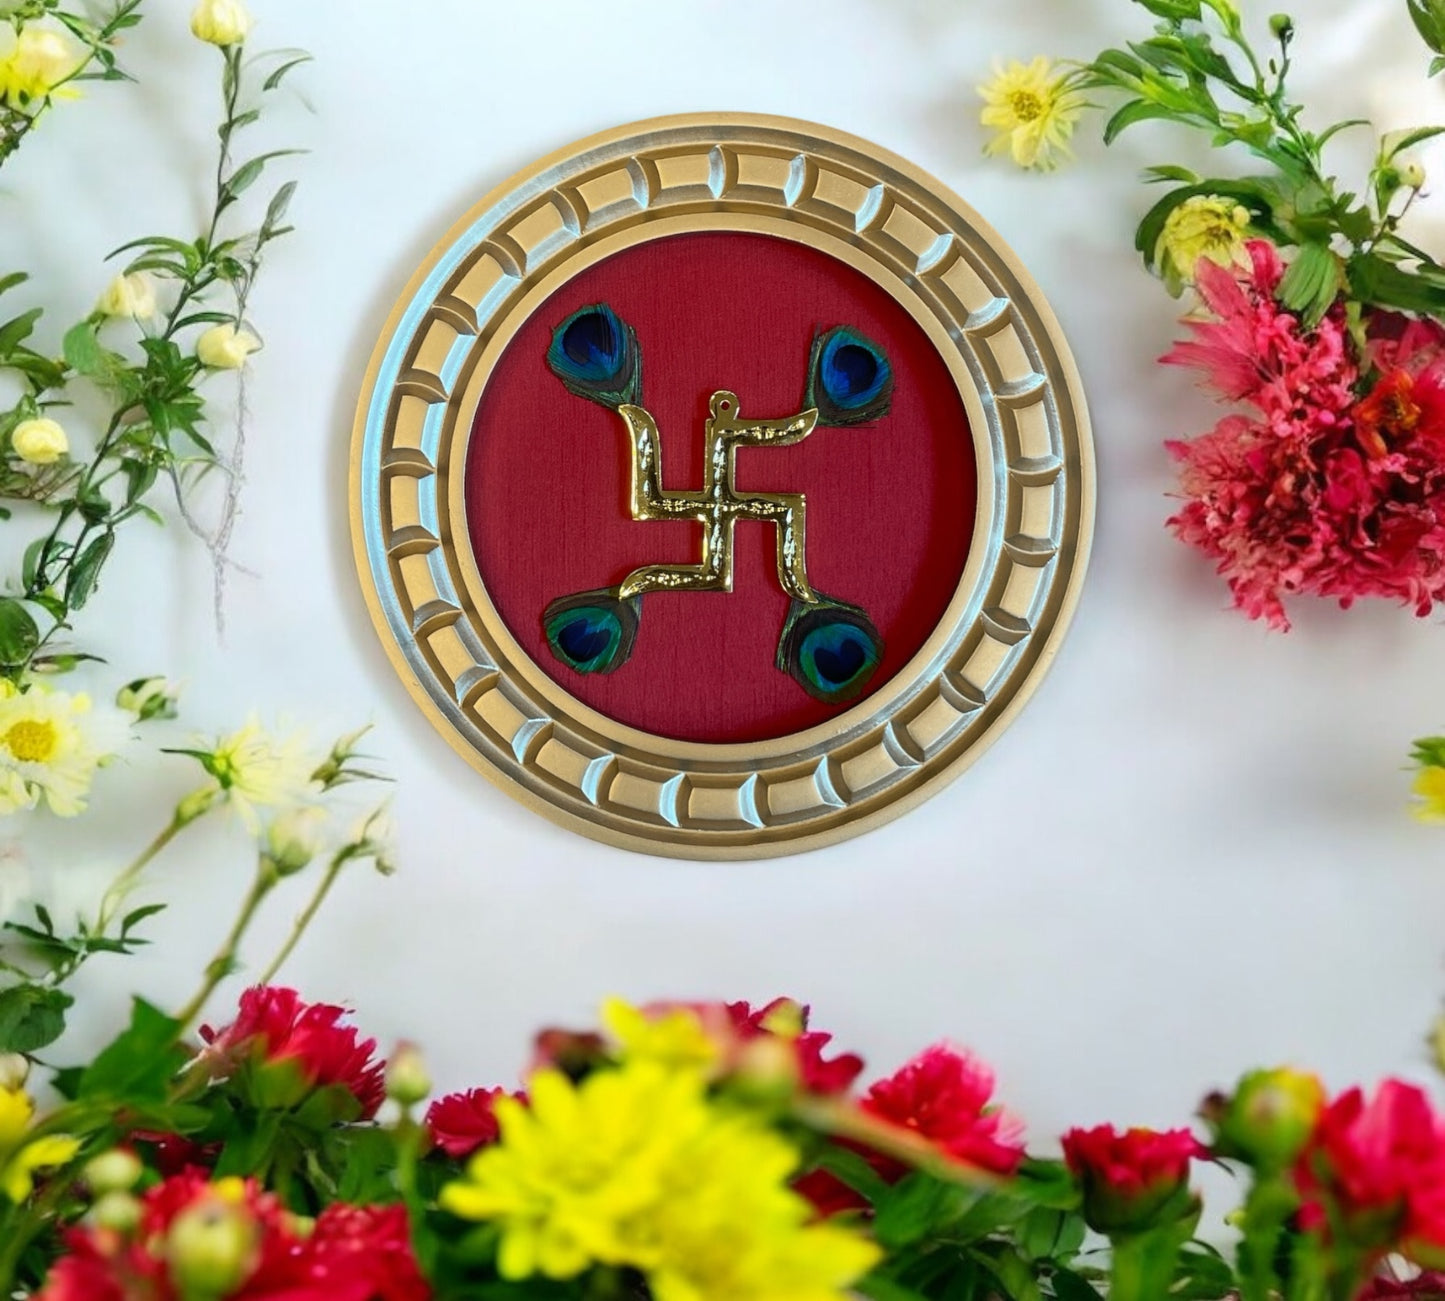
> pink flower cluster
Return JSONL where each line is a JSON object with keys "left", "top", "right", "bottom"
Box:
{"left": 1165, "top": 241, "right": 1445, "bottom": 629}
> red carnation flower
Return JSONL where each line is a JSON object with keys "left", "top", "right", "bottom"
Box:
{"left": 1295, "top": 1080, "right": 1445, "bottom": 1264}
{"left": 426, "top": 1087, "right": 525, "bottom": 1160}
{"left": 1062, "top": 1125, "right": 1206, "bottom": 1234}
{"left": 799, "top": 1044, "right": 1023, "bottom": 1218}
{"left": 37, "top": 1173, "right": 429, "bottom": 1301}
{"left": 862, "top": 1043, "right": 1026, "bottom": 1175}
{"left": 202, "top": 986, "right": 386, "bottom": 1121}
{"left": 725, "top": 998, "right": 864, "bottom": 1096}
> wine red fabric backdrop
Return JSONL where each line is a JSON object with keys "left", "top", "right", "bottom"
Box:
{"left": 465, "top": 232, "right": 974, "bottom": 744}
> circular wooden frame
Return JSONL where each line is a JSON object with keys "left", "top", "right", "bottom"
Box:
{"left": 351, "top": 113, "right": 1095, "bottom": 860}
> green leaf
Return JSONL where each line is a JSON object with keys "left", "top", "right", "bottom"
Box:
{"left": 0, "top": 272, "right": 28, "bottom": 298}
{"left": 874, "top": 1173, "right": 975, "bottom": 1250}
{"left": 1143, "top": 164, "right": 1202, "bottom": 185}
{"left": 1133, "top": 0, "right": 1203, "bottom": 18}
{"left": 224, "top": 149, "right": 305, "bottom": 202}
{"left": 78, "top": 998, "right": 185, "bottom": 1104}
{"left": 0, "top": 984, "right": 74, "bottom": 1053}
{"left": 1052, "top": 1271, "right": 1105, "bottom": 1301}
{"left": 1432, "top": 55, "right": 1445, "bottom": 77}
{"left": 262, "top": 54, "right": 312, "bottom": 92}
{"left": 263, "top": 180, "right": 297, "bottom": 234}
{"left": 1104, "top": 99, "right": 1180, "bottom": 146}
{"left": 1385, "top": 125, "right": 1445, "bottom": 157}
{"left": 1409, "top": 0, "right": 1445, "bottom": 53}
{"left": 0, "top": 308, "right": 43, "bottom": 357}
{"left": 0, "top": 598, "right": 40, "bottom": 667}
{"left": 62, "top": 320, "right": 103, "bottom": 375}
{"left": 1277, "top": 241, "right": 1341, "bottom": 325}
{"left": 1347, "top": 252, "right": 1445, "bottom": 316}
{"left": 66, "top": 532, "right": 115, "bottom": 611}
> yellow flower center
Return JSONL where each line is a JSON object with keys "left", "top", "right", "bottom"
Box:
{"left": 1008, "top": 90, "right": 1044, "bottom": 122}
{"left": 4, "top": 720, "right": 56, "bottom": 764}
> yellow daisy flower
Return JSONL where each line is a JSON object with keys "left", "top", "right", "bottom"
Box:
{"left": 183, "top": 717, "right": 316, "bottom": 832}
{"left": 1157, "top": 195, "right": 1252, "bottom": 288}
{"left": 602, "top": 998, "right": 721, "bottom": 1074}
{"left": 440, "top": 1056, "right": 880, "bottom": 1301}
{"left": 0, "top": 684, "right": 118, "bottom": 818}
{"left": 0, "top": 1087, "right": 80, "bottom": 1203}
{"left": 978, "top": 57, "right": 1084, "bottom": 172}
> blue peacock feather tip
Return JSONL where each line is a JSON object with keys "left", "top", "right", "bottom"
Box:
{"left": 776, "top": 598, "right": 884, "bottom": 704}
{"left": 543, "top": 588, "right": 642, "bottom": 676}
{"left": 804, "top": 326, "right": 894, "bottom": 427}
{"left": 546, "top": 304, "right": 642, "bottom": 410}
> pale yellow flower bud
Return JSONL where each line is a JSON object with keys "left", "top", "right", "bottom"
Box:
{"left": 0, "top": 1054, "right": 29, "bottom": 1091}
{"left": 96, "top": 272, "right": 158, "bottom": 321}
{"left": 11, "top": 417, "right": 68, "bottom": 466}
{"left": 1404, "top": 161, "right": 1428, "bottom": 191}
{"left": 189, "top": 0, "right": 252, "bottom": 47}
{"left": 385, "top": 1042, "right": 432, "bottom": 1107}
{"left": 89, "top": 1190, "right": 142, "bottom": 1233}
{"left": 0, "top": 24, "right": 83, "bottom": 107}
{"left": 116, "top": 676, "right": 178, "bottom": 722}
{"left": 196, "top": 323, "right": 260, "bottom": 370}
{"left": 166, "top": 1197, "right": 261, "bottom": 1298}
{"left": 86, "top": 1149, "right": 144, "bottom": 1194}
{"left": 174, "top": 786, "right": 221, "bottom": 828}
{"left": 263, "top": 805, "right": 327, "bottom": 878}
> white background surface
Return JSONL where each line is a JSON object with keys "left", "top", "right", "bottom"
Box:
{"left": 6, "top": 0, "right": 1445, "bottom": 1158}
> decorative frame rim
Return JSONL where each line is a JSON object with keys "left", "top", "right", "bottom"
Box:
{"left": 350, "top": 112, "right": 1095, "bottom": 860}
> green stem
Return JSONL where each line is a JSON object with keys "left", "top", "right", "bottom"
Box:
{"left": 1106, "top": 1230, "right": 1185, "bottom": 1301}
{"left": 254, "top": 848, "right": 351, "bottom": 987}
{"left": 171, "top": 858, "right": 276, "bottom": 1031}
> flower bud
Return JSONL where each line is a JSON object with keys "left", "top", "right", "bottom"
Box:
{"left": 6, "top": 25, "right": 83, "bottom": 100}
{"left": 733, "top": 1034, "right": 802, "bottom": 1101}
{"left": 0, "top": 1054, "right": 30, "bottom": 1091}
{"left": 263, "top": 805, "right": 327, "bottom": 878}
{"left": 11, "top": 417, "right": 68, "bottom": 466}
{"left": 1431, "top": 1014, "right": 1445, "bottom": 1078}
{"left": 174, "top": 786, "right": 221, "bottom": 828}
{"left": 190, "top": 0, "right": 253, "bottom": 46}
{"left": 165, "top": 1195, "right": 260, "bottom": 1297}
{"left": 385, "top": 1042, "right": 432, "bottom": 1108}
{"left": 89, "top": 1190, "right": 142, "bottom": 1233}
{"left": 85, "top": 1148, "right": 143, "bottom": 1194}
{"left": 1269, "top": 13, "right": 1294, "bottom": 40}
{"left": 1404, "top": 161, "right": 1428, "bottom": 190}
{"left": 196, "top": 322, "right": 260, "bottom": 370}
{"left": 117, "top": 676, "right": 179, "bottom": 722}
{"left": 351, "top": 805, "right": 396, "bottom": 876}
{"left": 1062, "top": 1125, "right": 1206, "bottom": 1235}
{"left": 96, "top": 272, "right": 158, "bottom": 321}
{"left": 1204, "top": 1067, "right": 1325, "bottom": 1168}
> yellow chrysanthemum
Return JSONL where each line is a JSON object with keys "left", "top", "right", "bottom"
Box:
{"left": 184, "top": 717, "right": 316, "bottom": 832}
{"left": 0, "top": 22, "right": 84, "bottom": 110}
{"left": 602, "top": 998, "right": 721, "bottom": 1073}
{"left": 440, "top": 1059, "right": 879, "bottom": 1301}
{"left": 1413, "top": 765, "right": 1445, "bottom": 823}
{"left": 0, "top": 1087, "right": 80, "bottom": 1203}
{"left": 978, "top": 57, "right": 1084, "bottom": 172}
{"left": 1157, "top": 195, "right": 1252, "bottom": 287}
{"left": 0, "top": 684, "right": 118, "bottom": 818}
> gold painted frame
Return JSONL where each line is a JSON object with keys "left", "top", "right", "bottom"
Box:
{"left": 350, "top": 113, "right": 1094, "bottom": 860}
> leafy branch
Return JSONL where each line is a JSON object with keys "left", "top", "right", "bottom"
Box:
{"left": 0, "top": 40, "right": 308, "bottom": 679}
{"left": 1077, "top": 0, "right": 1445, "bottom": 324}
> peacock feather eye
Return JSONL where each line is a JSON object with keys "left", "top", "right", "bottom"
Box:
{"left": 542, "top": 589, "right": 642, "bottom": 676}
{"left": 546, "top": 304, "right": 642, "bottom": 410}
{"left": 804, "top": 325, "right": 894, "bottom": 427}
{"left": 776, "top": 598, "right": 884, "bottom": 704}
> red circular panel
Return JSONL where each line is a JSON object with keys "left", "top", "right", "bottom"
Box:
{"left": 465, "top": 232, "right": 974, "bottom": 744}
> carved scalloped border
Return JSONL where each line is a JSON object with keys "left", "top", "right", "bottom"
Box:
{"left": 351, "top": 115, "right": 1094, "bottom": 860}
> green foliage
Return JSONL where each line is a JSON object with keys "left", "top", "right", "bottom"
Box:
{"left": 0, "top": 984, "right": 73, "bottom": 1054}
{"left": 1075, "top": 1, "right": 1445, "bottom": 325}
